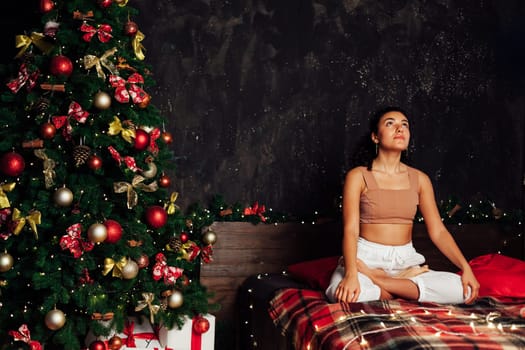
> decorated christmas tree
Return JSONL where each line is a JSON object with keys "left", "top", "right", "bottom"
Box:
{"left": 0, "top": 0, "right": 216, "bottom": 349}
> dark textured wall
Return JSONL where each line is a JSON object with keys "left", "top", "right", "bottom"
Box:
{"left": 132, "top": 0, "right": 525, "bottom": 216}
{"left": 2, "top": 1, "right": 524, "bottom": 217}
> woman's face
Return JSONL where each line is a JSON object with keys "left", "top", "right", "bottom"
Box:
{"left": 371, "top": 111, "right": 410, "bottom": 151}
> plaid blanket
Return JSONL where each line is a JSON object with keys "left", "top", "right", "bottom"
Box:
{"left": 269, "top": 288, "right": 525, "bottom": 350}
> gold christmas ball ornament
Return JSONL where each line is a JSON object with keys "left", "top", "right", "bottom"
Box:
{"left": 167, "top": 290, "right": 184, "bottom": 309}
{"left": 0, "top": 252, "right": 14, "bottom": 272}
{"left": 202, "top": 230, "right": 217, "bottom": 245}
{"left": 45, "top": 308, "right": 66, "bottom": 330}
{"left": 121, "top": 259, "right": 139, "bottom": 279}
{"left": 93, "top": 91, "right": 112, "bottom": 110}
{"left": 54, "top": 187, "right": 74, "bottom": 207}
{"left": 87, "top": 223, "right": 108, "bottom": 243}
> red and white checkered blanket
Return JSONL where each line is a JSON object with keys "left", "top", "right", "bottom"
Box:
{"left": 269, "top": 288, "right": 525, "bottom": 350}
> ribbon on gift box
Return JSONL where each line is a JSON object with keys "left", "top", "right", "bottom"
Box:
{"left": 191, "top": 316, "right": 205, "bottom": 350}
{"left": 122, "top": 319, "right": 159, "bottom": 348}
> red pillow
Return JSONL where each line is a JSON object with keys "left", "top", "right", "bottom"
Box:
{"left": 287, "top": 256, "right": 339, "bottom": 290}
{"left": 465, "top": 254, "right": 525, "bottom": 298}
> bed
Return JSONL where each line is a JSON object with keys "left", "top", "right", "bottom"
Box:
{"left": 236, "top": 224, "right": 525, "bottom": 350}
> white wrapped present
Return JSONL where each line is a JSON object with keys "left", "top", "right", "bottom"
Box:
{"left": 157, "top": 314, "right": 215, "bottom": 350}
{"left": 85, "top": 316, "right": 167, "bottom": 349}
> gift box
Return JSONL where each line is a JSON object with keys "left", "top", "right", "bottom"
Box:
{"left": 85, "top": 316, "right": 166, "bottom": 350}
{"left": 157, "top": 314, "right": 215, "bottom": 350}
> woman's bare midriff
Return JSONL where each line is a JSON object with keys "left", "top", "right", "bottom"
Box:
{"left": 360, "top": 223, "right": 413, "bottom": 246}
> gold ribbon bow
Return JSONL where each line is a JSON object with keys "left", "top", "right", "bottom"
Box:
{"left": 34, "top": 149, "right": 56, "bottom": 189}
{"left": 165, "top": 192, "right": 180, "bottom": 215}
{"left": 83, "top": 47, "right": 118, "bottom": 80}
{"left": 15, "top": 33, "right": 54, "bottom": 59}
{"left": 12, "top": 208, "right": 41, "bottom": 239}
{"left": 114, "top": 175, "right": 158, "bottom": 209}
{"left": 117, "top": 0, "right": 129, "bottom": 6}
{"left": 108, "top": 116, "right": 135, "bottom": 143}
{"left": 135, "top": 292, "right": 160, "bottom": 324}
{"left": 0, "top": 182, "right": 15, "bottom": 209}
{"left": 102, "top": 257, "right": 128, "bottom": 278}
{"left": 132, "top": 31, "right": 146, "bottom": 61}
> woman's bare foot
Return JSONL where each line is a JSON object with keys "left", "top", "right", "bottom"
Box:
{"left": 356, "top": 259, "right": 387, "bottom": 282}
{"left": 395, "top": 265, "right": 429, "bottom": 278}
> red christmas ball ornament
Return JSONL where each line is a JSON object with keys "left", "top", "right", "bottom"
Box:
{"left": 145, "top": 206, "right": 168, "bottom": 229}
{"left": 135, "top": 254, "right": 149, "bottom": 269}
{"left": 40, "top": 122, "right": 57, "bottom": 139}
{"left": 89, "top": 340, "right": 106, "bottom": 350}
{"left": 108, "top": 335, "right": 123, "bottom": 350}
{"left": 193, "top": 316, "right": 210, "bottom": 334}
{"left": 40, "top": 0, "right": 55, "bottom": 13}
{"left": 134, "top": 129, "right": 150, "bottom": 151}
{"left": 98, "top": 0, "right": 113, "bottom": 8}
{"left": 87, "top": 154, "right": 103, "bottom": 171}
{"left": 180, "top": 232, "right": 189, "bottom": 243}
{"left": 159, "top": 174, "right": 171, "bottom": 188}
{"left": 50, "top": 55, "right": 73, "bottom": 77}
{"left": 161, "top": 131, "right": 173, "bottom": 144}
{"left": 138, "top": 94, "right": 151, "bottom": 109}
{"left": 104, "top": 219, "right": 123, "bottom": 243}
{"left": 124, "top": 21, "right": 138, "bottom": 36}
{"left": 1, "top": 152, "right": 25, "bottom": 177}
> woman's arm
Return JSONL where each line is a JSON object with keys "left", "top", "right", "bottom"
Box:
{"left": 334, "top": 168, "right": 365, "bottom": 303}
{"left": 416, "top": 170, "right": 479, "bottom": 303}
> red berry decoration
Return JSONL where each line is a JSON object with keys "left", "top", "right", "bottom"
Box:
{"left": 89, "top": 340, "right": 106, "bottom": 350}
{"left": 124, "top": 21, "right": 138, "bottom": 36}
{"left": 50, "top": 55, "right": 73, "bottom": 77}
{"left": 87, "top": 154, "right": 103, "bottom": 171}
{"left": 1, "top": 152, "right": 25, "bottom": 177}
{"left": 40, "top": 122, "right": 57, "bottom": 139}
{"left": 145, "top": 206, "right": 167, "bottom": 229}
{"left": 159, "top": 174, "right": 171, "bottom": 188}
{"left": 134, "top": 129, "right": 150, "bottom": 151}
{"left": 98, "top": 0, "right": 112, "bottom": 8}
{"left": 40, "top": 0, "right": 55, "bottom": 13}
{"left": 193, "top": 316, "right": 210, "bottom": 334}
{"left": 104, "top": 219, "right": 123, "bottom": 243}
{"left": 180, "top": 232, "right": 189, "bottom": 243}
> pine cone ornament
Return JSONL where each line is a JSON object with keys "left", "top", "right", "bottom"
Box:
{"left": 167, "top": 236, "right": 182, "bottom": 252}
{"left": 73, "top": 145, "right": 91, "bottom": 167}
{"left": 32, "top": 98, "right": 51, "bottom": 114}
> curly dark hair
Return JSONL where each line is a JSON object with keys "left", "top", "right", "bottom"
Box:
{"left": 350, "top": 106, "right": 411, "bottom": 170}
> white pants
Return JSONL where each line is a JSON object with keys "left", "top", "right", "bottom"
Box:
{"left": 325, "top": 238, "right": 468, "bottom": 304}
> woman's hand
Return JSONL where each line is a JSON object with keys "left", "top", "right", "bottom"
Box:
{"left": 335, "top": 274, "right": 360, "bottom": 303}
{"left": 461, "top": 267, "right": 480, "bottom": 304}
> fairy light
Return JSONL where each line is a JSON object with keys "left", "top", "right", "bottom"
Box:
{"left": 359, "top": 336, "right": 368, "bottom": 346}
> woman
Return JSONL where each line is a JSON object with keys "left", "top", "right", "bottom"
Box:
{"left": 325, "top": 107, "right": 479, "bottom": 304}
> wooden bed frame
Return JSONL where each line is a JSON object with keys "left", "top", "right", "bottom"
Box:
{"left": 200, "top": 221, "right": 518, "bottom": 324}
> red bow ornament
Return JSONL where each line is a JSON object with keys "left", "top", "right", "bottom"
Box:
{"left": 80, "top": 23, "right": 113, "bottom": 43}
{"left": 52, "top": 101, "right": 90, "bottom": 140}
{"left": 6, "top": 63, "right": 40, "bottom": 93}
{"left": 9, "top": 324, "right": 42, "bottom": 350}
{"left": 59, "top": 223, "right": 94, "bottom": 258}
{"left": 200, "top": 245, "right": 213, "bottom": 264}
{"left": 109, "top": 73, "right": 148, "bottom": 104}
{"left": 244, "top": 201, "right": 267, "bottom": 222}
{"left": 107, "top": 146, "right": 141, "bottom": 172}
{"left": 152, "top": 253, "right": 184, "bottom": 285}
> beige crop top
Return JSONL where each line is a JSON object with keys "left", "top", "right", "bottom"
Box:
{"left": 360, "top": 166, "right": 419, "bottom": 224}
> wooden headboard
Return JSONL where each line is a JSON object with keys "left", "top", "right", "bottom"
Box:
{"left": 200, "top": 221, "right": 514, "bottom": 322}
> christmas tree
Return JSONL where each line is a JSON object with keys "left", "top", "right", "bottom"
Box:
{"left": 0, "top": 0, "right": 216, "bottom": 349}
